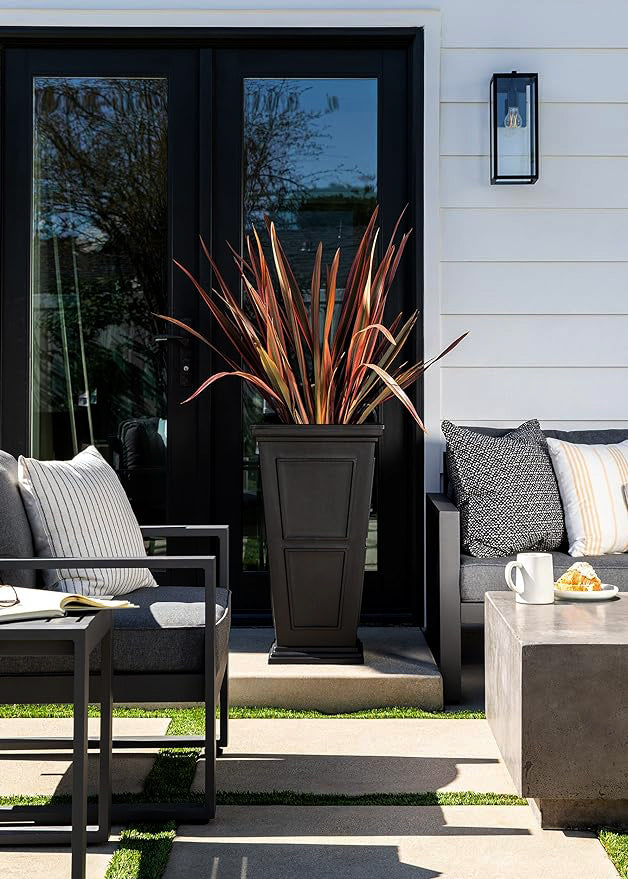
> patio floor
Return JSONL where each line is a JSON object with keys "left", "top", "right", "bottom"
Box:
{"left": 0, "top": 713, "right": 620, "bottom": 879}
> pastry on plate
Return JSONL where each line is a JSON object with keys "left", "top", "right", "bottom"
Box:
{"left": 555, "top": 561, "right": 602, "bottom": 592}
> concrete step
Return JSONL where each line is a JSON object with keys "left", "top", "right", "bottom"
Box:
{"left": 229, "top": 627, "right": 443, "bottom": 712}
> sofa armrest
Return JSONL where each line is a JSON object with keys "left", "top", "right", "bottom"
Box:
{"left": 426, "top": 493, "right": 458, "bottom": 517}
{"left": 425, "top": 493, "right": 462, "bottom": 703}
{"left": 140, "top": 525, "right": 229, "bottom": 589}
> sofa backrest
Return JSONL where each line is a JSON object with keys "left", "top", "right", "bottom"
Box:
{"left": 0, "top": 451, "right": 36, "bottom": 588}
{"left": 442, "top": 426, "right": 628, "bottom": 495}
{"left": 467, "top": 426, "right": 628, "bottom": 445}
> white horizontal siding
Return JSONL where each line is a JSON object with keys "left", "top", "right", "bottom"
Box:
{"left": 441, "top": 49, "right": 628, "bottom": 103}
{"left": 437, "top": 4, "right": 628, "bottom": 459}
{"left": 441, "top": 103, "right": 628, "bottom": 157}
{"left": 442, "top": 210, "right": 628, "bottom": 261}
{"left": 439, "top": 0, "right": 628, "bottom": 49}
{"left": 442, "top": 262, "right": 628, "bottom": 314}
{"left": 441, "top": 368, "right": 628, "bottom": 421}
{"left": 442, "top": 316, "right": 628, "bottom": 366}
{"left": 441, "top": 156, "right": 628, "bottom": 208}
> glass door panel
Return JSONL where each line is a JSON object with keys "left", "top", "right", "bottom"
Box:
{"left": 241, "top": 77, "right": 379, "bottom": 571}
{"left": 31, "top": 76, "right": 169, "bottom": 523}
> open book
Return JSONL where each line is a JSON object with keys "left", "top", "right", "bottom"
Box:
{"left": 0, "top": 587, "right": 136, "bottom": 623}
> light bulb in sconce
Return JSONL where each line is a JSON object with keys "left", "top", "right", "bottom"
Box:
{"left": 504, "top": 105, "right": 523, "bottom": 129}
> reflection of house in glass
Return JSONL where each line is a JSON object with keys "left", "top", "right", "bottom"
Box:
{"left": 31, "top": 77, "right": 168, "bottom": 523}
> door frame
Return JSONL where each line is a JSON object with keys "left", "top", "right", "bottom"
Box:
{"left": 0, "top": 25, "right": 433, "bottom": 624}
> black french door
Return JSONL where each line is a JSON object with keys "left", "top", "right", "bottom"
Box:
{"left": 0, "top": 33, "right": 423, "bottom": 624}
{"left": 211, "top": 46, "right": 421, "bottom": 623}
{"left": 1, "top": 48, "right": 207, "bottom": 529}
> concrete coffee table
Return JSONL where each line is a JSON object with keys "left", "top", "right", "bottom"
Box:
{"left": 485, "top": 591, "right": 627, "bottom": 829}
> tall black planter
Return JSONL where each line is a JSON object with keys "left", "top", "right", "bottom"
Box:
{"left": 252, "top": 424, "right": 383, "bottom": 664}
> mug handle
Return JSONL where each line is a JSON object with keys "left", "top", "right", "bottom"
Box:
{"left": 505, "top": 560, "right": 524, "bottom": 594}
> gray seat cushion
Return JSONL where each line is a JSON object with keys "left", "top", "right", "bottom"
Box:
{"left": 461, "top": 553, "right": 628, "bottom": 601}
{"left": 0, "top": 586, "right": 231, "bottom": 679}
{"left": 0, "top": 451, "right": 36, "bottom": 588}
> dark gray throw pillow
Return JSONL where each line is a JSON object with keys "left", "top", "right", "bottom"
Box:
{"left": 0, "top": 450, "right": 36, "bottom": 588}
{"left": 442, "top": 419, "right": 565, "bottom": 558}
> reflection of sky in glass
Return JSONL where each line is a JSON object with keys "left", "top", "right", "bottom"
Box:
{"left": 278, "top": 79, "right": 377, "bottom": 185}
{"left": 243, "top": 78, "right": 377, "bottom": 232}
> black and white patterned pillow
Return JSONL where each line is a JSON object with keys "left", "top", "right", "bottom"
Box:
{"left": 442, "top": 420, "right": 565, "bottom": 558}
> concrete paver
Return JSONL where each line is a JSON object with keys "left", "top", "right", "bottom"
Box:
{"left": 166, "top": 805, "right": 617, "bottom": 879}
{"left": 0, "top": 843, "right": 117, "bottom": 879}
{"left": 195, "top": 719, "right": 518, "bottom": 794}
{"left": 0, "top": 717, "right": 169, "bottom": 795}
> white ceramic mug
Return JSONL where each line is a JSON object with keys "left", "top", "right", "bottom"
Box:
{"left": 504, "top": 552, "right": 554, "bottom": 604}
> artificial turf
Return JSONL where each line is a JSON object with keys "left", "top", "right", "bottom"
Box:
{"left": 215, "top": 790, "right": 528, "bottom": 807}
{"left": 599, "top": 828, "right": 628, "bottom": 879}
{"left": 0, "top": 703, "right": 485, "bottom": 723}
{"left": 104, "top": 824, "right": 176, "bottom": 879}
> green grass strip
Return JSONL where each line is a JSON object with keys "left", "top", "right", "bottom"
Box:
{"left": 215, "top": 790, "right": 527, "bottom": 807}
{"left": 103, "top": 746, "right": 200, "bottom": 879}
{"left": 228, "top": 706, "right": 485, "bottom": 720}
{"left": 600, "top": 828, "right": 628, "bottom": 879}
{"left": 0, "top": 788, "right": 527, "bottom": 810}
{"left": 105, "top": 824, "right": 176, "bottom": 879}
{"left": 0, "top": 703, "right": 484, "bottom": 722}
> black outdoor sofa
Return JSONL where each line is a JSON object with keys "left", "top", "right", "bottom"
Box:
{"left": 0, "top": 449, "right": 230, "bottom": 824}
{"left": 425, "top": 426, "right": 628, "bottom": 704}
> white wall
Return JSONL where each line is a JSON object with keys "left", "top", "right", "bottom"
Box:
{"left": 3, "top": 1, "right": 627, "bottom": 490}
{"left": 437, "top": 2, "right": 628, "bottom": 478}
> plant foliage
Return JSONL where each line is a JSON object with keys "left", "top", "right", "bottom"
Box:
{"left": 159, "top": 207, "right": 466, "bottom": 428}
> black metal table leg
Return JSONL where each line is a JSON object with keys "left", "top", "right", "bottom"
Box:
{"left": 217, "top": 661, "right": 229, "bottom": 756}
{"left": 98, "top": 628, "right": 113, "bottom": 844}
{"left": 72, "top": 637, "right": 89, "bottom": 879}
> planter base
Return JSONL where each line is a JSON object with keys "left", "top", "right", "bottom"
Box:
{"left": 268, "top": 639, "right": 364, "bottom": 665}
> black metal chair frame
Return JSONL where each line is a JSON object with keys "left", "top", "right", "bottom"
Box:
{"left": 0, "top": 524, "right": 229, "bottom": 824}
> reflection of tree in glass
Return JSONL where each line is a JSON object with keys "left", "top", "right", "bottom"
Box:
{"left": 33, "top": 78, "right": 168, "bottom": 455}
{"left": 244, "top": 80, "right": 332, "bottom": 227}
{"left": 243, "top": 79, "right": 377, "bottom": 292}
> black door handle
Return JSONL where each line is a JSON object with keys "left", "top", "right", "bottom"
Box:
{"left": 154, "top": 334, "right": 189, "bottom": 344}
{"left": 155, "top": 331, "right": 193, "bottom": 387}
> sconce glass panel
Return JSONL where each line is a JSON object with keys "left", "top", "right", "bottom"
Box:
{"left": 490, "top": 72, "right": 539, "bottom": 184}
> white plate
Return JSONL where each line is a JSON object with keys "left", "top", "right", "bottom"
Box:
{"left": 554, "top": 584, "right": 619, "bottom": 601}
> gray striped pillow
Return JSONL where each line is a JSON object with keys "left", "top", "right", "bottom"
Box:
{"left": 18, "top": 446, "right": 157, "bottom": 596}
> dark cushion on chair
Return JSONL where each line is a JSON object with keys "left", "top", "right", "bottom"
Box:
{"left": 0, "top": 451, "right": 36, "bottom": 588}
{"left": 460, "top": 553, "right": 628, "bottom": 601}
{"left": 112, "top": 586, "right": 230, "bottom": 675}
{"left": 0, "top": 587, "right": 231, "bottom": 679}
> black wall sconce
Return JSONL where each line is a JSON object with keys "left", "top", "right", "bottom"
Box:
{"left": 490, "top": 71, "right": 539, "bottom": 184}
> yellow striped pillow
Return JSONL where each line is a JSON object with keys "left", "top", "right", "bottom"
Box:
{"left": 546, "top": 438, "right": 628, "bottom": 557}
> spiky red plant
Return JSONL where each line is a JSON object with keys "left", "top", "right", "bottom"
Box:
{"left": 158, "top": 207, "right": 466, "bottom": 429}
